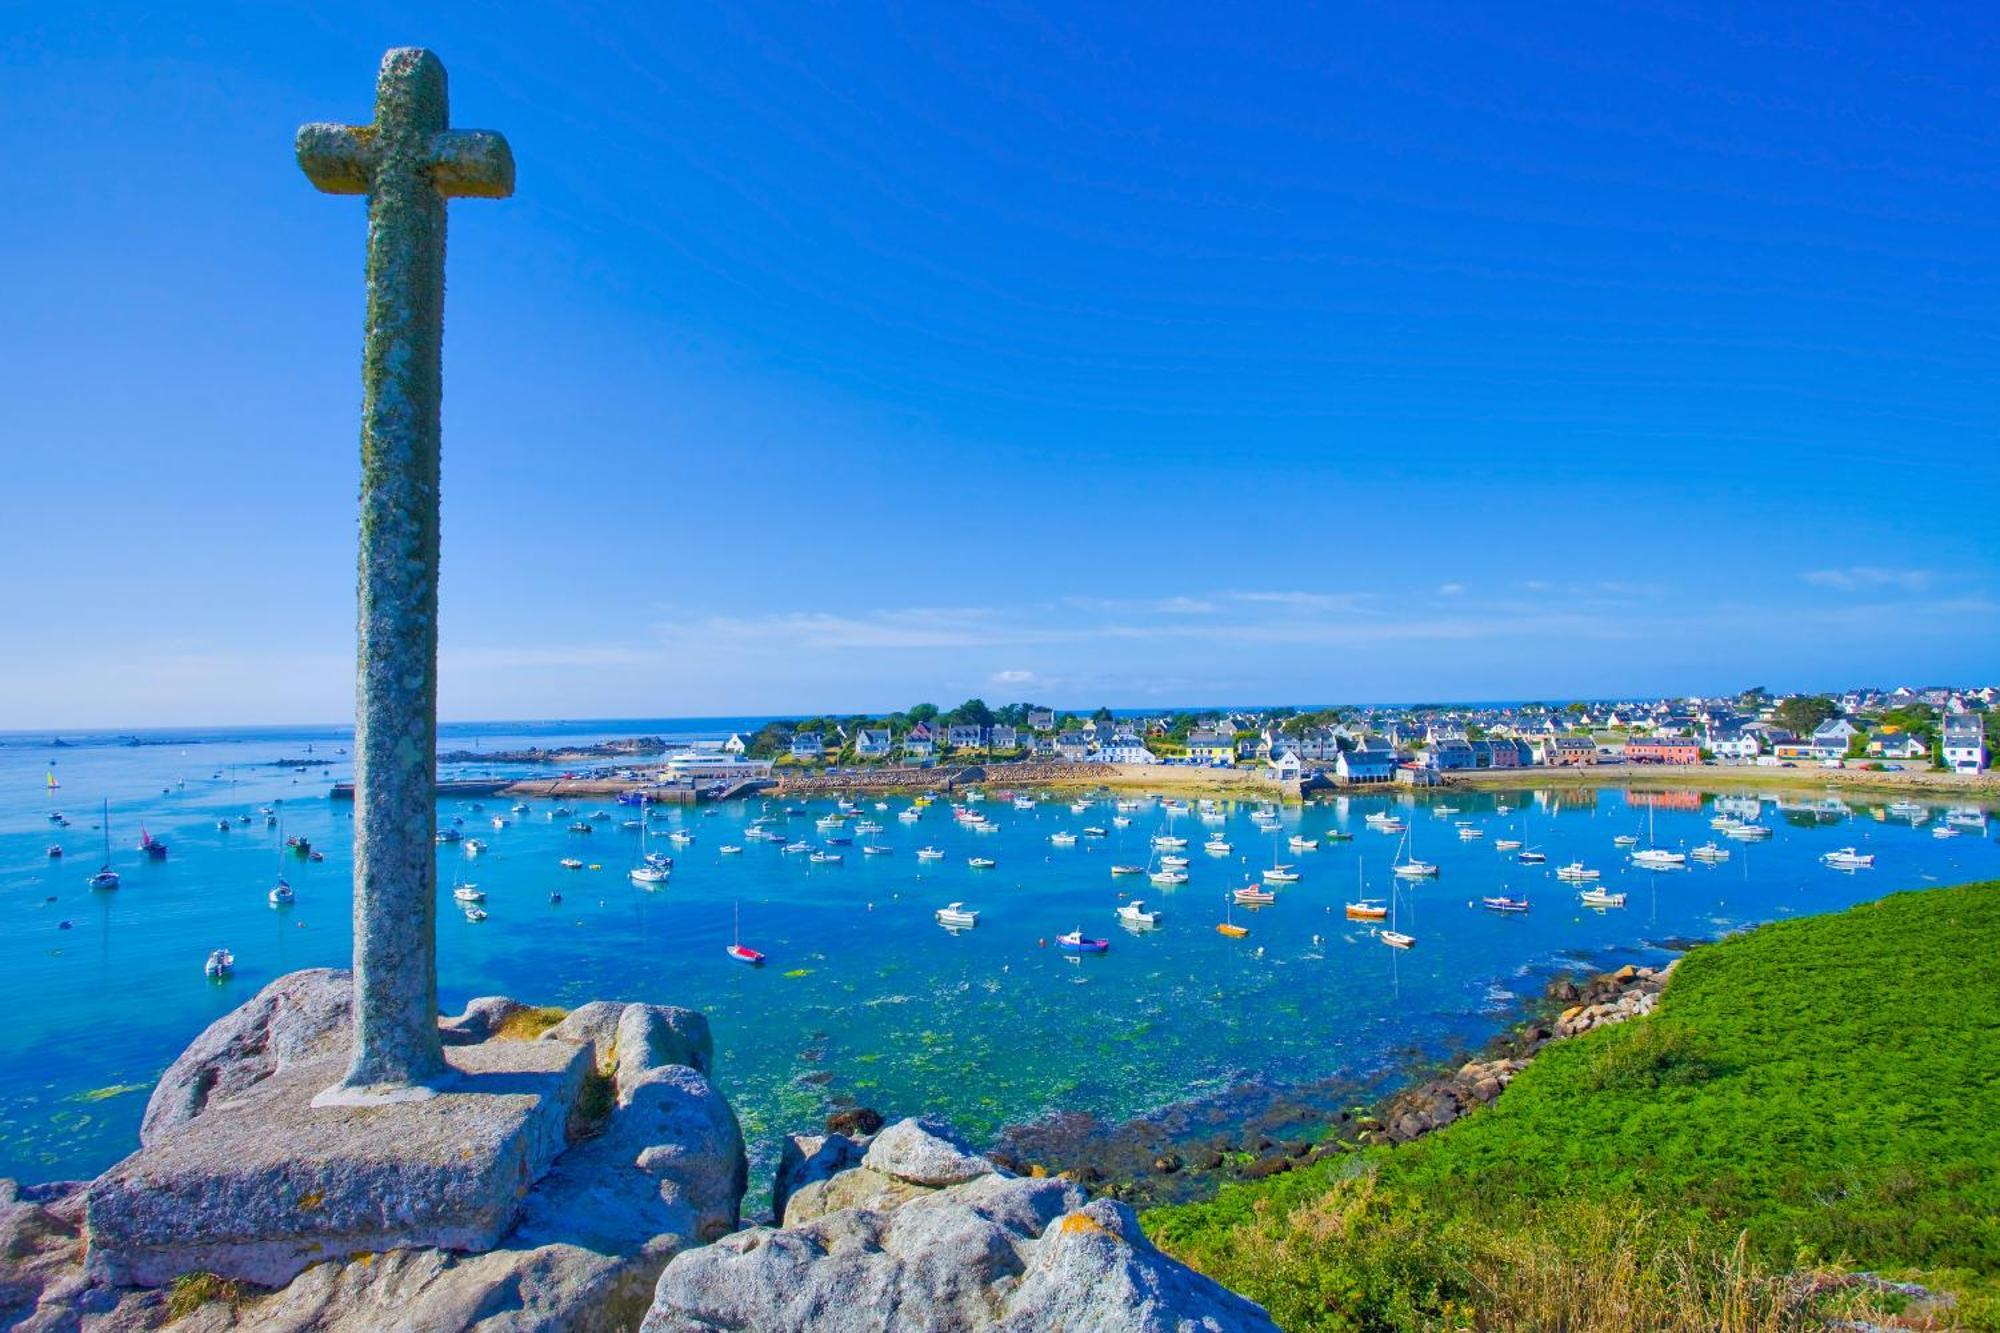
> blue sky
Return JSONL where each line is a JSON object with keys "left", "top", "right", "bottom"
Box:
{"left": 3, "top": 2, "right": 1996, "bottom": 727}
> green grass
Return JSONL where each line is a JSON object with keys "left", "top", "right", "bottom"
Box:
{"left": 1148, "top": 882, "right": 2000, "bottom": 1330}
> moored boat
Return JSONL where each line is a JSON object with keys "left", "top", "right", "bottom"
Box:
{"left": 1056, "top": 929, "right": 1109, "bottom": 954}
{"left": 935, "top": 902, "right": 978, "bottom": 929}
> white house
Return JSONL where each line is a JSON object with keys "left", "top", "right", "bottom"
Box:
{"left": 1099, "top": 731, "right": 1155, "bottom": 764}
{"left": 1704, "top": 726, "right": 1761, "bottom": 761}
{"left": 1028, "top": 708, "right": 1056, "bottom": 732}
{"left": 853, "top": 727, "right": 893, "bottom": 759}
{"left": 721, "top": 733, "right": 748, "bottom": 756}
{"left": 1808, "top": 718, "right": 1863, "bottom": 760}
{"left": 1265, "top": 752, "right": 1303, "bottom": 782}
{"left": 946, "top": 724, "right": 985, "bottom": 751}
{"left": 988, "top": 724, "right": 1019, "bottom": 752}
{"left": 788, "top": 732, "right": 824, "bottom": 761}
{"left": 902, "top": 723, "right": 935, "bottom": 760}
{"left": 1942, "top": 715, "right": 1987, "bottom": 774}
{"left": 1336, "top": 742, "right": 1395, "bottom": 785}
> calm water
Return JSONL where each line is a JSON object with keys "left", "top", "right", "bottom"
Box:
{"left": 3, "top": 724, "right": 1995, "bottom": 1184}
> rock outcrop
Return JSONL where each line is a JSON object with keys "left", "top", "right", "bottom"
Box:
{"left": 643, "top": 1118, "right": 1278, "bottom": 1332}
{"left": 5, "top": 971, "right": 746, "bottom": 1332}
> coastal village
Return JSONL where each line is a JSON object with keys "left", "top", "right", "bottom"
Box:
{"left": 601, "top": 685, "right": 1997, "bottom": 792}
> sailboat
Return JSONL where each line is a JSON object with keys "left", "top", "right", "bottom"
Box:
{"left": 87, "top": 799, "right": 119, "bottom": 890}
{"left": 630, "top": 807, "right": 668, "bottom": 885}
{"left": 1216, "top": 893, "right": 1249, "bottom": 938}
{"left": 1379, "top": 877, "right": 1415, "bottom": 949}
{"left": 1391, "top": 824, "right": 1437, "bottom": 878}
{"left": 139, "top": 826, "right": 168, "bottom": 858}
{"left": 269, "top": 825, "right": 295, "bottom": 906}
{"left": 1345, "top": 859, "right": 1387, "bottom": 919}
{"left": 1630, "top": 804, "right": 1686, "bottom": 869}
{"left": 46, "top": 768, "right": 59, "bottom": 792}
{"left": 1261, "top": 835, "right": 1300, "bottom": 884}
{"left": 726, "top": 902, "right": 765, "bottom": 965}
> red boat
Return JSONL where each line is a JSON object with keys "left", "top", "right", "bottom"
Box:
{"left": 725, "top": 903, "right": 763, "bottom": 965}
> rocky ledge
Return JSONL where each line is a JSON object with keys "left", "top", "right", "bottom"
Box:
{"left": 641, "top": 1116, "right": 1277, "bottom": 1331}
{"left": 3, "top": 969, "right": 743, "bottom": 1332}
{"left": 2, "top": 974, "right": 1273, "bottom": 1332}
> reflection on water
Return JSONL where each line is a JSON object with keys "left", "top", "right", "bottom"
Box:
{"left": 3, "top": 726, "right": 1995, "bottom": 1183}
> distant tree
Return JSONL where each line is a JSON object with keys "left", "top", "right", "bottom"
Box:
{"left": 1773, "top": 695, "right": 1838, "bottom": 737}
{"left": 1092, "top": 706, "right": 1114, "bottom": 723}
{"left": 949, "top": 698, "right": 995, "bottom": 728}
{"left": 746, "top": 721, "right": 792, "bottom": 759}
{"left": 906, "top": 703, "right": 939, "bottom": 726}
{"left": 1565, "top": 702, "right": 1588, "bottom": 714}
{"left": 1740, "top": 685, "right": 1770, "bottom": 702}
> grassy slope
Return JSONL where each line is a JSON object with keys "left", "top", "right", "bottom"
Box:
{"left": 1148, "top": 882, "right": 2000, "bottom": 1330}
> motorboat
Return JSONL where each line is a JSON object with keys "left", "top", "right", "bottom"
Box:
{"left": 1287, "top": 836, "right": 1318, "bottom": 851}
{"left": 1110, "top": 864, "right": 1144, "bottom": 877}
{"left": 917, "top": 847, "right": 945, "bottom": 861}
{"left": 1690, "top": 843, "right": 1730, "bottom": 862}
{"left": 1149, "top": 868, "right": 1189, "bottom": 886}
{"left": 1116, "top": 900, "right": 1161, "bottom": 927}
{"left": 204, "top": 948, "right": 235, "bottom": 979}
{"left": 1493, "top": 838, "right": 1522, "bottom": 852}
{"left": 1233, "top": 885, "right": 1276, "bottom": 905}
{"left": 968, "top": 856, "right": 997, "bottom": 869}
{"left": 1631, "top": 848, "right": 1686, "bottom": 869}
{"left": 1260, "top": 865, "right": 1300, "bottom": 884}
{"left": 435, "top": 828, "right": 462, "bottom": 844}
{"left": 1578, "top": 887, "right": 1627, "bottom": 908}
{"left": 1056, "top": 930, "right": 1109, "bottom": 954}
{"left": 567, "top": 822, "right": 593, "bottom": 834}
{"left": 1345, "top": 898, "right": 1387, "bottom": 920}
{"left": 935, "top": 902, "right": 979, "bottom": 929}
{"left": 1612, "top": 834, "right": 1639, "bottom": 847}
{"left": 721, "top": 844, "right": 744, "bottom": 854}
{"left": 1160, "top": 854, "right": 1190, "bottom": 869}
{"left": 47, "top": 845, "right": 62, "bottom": 858}
{"left": 1049, "top": 832, "right": 1078, "bottom": 847}
{"left": 1458, "top": 826, "right": 1484, "bottom": 841}
{"left": 560, "top": 857, "right": 584, "bottom": 870}
{"left": 491, "top": 816, "right": 509, "bottom": 830}
{"left": 269, "top": 880, "right": 294, "bottom": 906}
{"left": 463, "top": 838, "right": 487, "bottom": 855}
{"left": 1082, "top": 826, "right": 1107, "bottom": 838}
{"left": 1821, "top": 847, "right": 1874, "bottom": 870}
{"left": 669, "top": 830, "right": 695, "bottom": 845}
{"left": 630, "top": 864, "right": 669, "bottom": 885}
{"left": 1725, "top": 823, "right": 1772, "bottom": 840}
{"left": 1480, "top": 895, "right": 1530, "bottom": 913}
{"left": 810, "top": 851, "right": 843, "bottom": 864}
{"left": 1555, "top": 862, "right": 1601, "bottom": 882}
{"left": 1152, "top": 835, "right": 1187, "bottom": 850}
{"left": 1205, "top": 838, "right": 1233, "bottom": 855}
{"left": 1516, "top": 850, "right": 1547, "bottom": 864}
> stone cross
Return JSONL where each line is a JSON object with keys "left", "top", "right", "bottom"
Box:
{"left": 298, "top": 49, "right": 513, "bottom": 1104}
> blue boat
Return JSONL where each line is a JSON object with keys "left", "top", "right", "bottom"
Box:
{"left": 1056, "top": 929, "right": 1109, "bottom": 954}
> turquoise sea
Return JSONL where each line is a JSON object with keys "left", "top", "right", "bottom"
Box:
{"left": 3, "top": 722, "right": 1996, "bottom": 1186}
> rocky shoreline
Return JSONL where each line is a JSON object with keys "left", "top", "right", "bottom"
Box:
{"left": 979, "top": 955, "right": 1679, "bottom": 1211}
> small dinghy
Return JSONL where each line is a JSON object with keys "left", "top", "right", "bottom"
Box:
{"left": 560, "top": 857, "right": 584, "bottom": 870}
{"left": 1056, "top": 929, "right": 1109, "bottom": 953}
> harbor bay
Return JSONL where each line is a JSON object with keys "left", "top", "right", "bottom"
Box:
{"left": 6, "top": 723, "right": 1995, "bottom": 1190}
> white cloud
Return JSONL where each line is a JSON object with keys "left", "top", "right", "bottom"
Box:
{"left": 991, "top": 668, "right": 1036, "bottom": 685}
{"left": 1438, "top": 583, "right": 1465, "bottom": 596}
{"left": 1801, "top": 567, "right": 1934, "bottom": 593}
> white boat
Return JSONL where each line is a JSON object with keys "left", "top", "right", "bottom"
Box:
{"left": 1205, "top": 838, "right": 1233, "bottom": 855}
{"left": 462, "top": 906, "right": 488, "bottom": 922}
{"left": 1725, "top": 823, "right": 1772, "bottom": 840}
{"left": 1013, "top": 796, "right": 1036, "bottom": 811}
{"left": 204, "top": 948, "right": 234, "bottom": 978}
{"left": 1821, "top": 847, "right": 1874, "bottom": 870}
{"left": 1261, "top": 865, "right": 1300, "bottom": 884}
{"left": 810, "top": 851, "right": 843, "bottom": 864}
{"left": 1070, "top": 801, "right": 1090, "bottom": 815}
{"left": 917, "top": 847, "right": 945, "bottom": 861}
{"left": 720, "top": 844, "right": 744, "bottom": 854}
{"left": 1049, "top": 832, "right": 1078, "bottom": 847}
{"left": 1287, "top": 836, "right": 1318, "bottom": 851}
{"left": 1578, "top": 887, "right": 1627, "bottom": 908}
{"left": 268, "top": 880, "right": 294, "bottom": 906}
{"left": 560, "top": 857, "right": 584, "bottom": 870}
{"left": 1555, "top": 862, "right": 1601, "bottom": 882}
{"left": 1379, "top": 877, "right": 1415, "bottom": 949}
{"left": 1083, "top": 826, "right": 1108, "bottom": 838}
{"left": 1690, "top": 842, "right": 1730, "bottom": 862}
{"left": 463, "top": 838, "right": 487, "bottom": 855}
{"left": 1630, "top": 806, "right": 1685, "bottom": 868}
{"left": 630, "top": 864, "right": 668, "bottom": 885}
{"left": 1152, "top": 835, "right": 1187, "bottom": 850}
{"left": 490, "top": 816, "right": 509, "bottom": 830}
{"left": 968, "top": 856, "right": 997, "bottom": 869}
{"left": 935, "top": 902, "right": 979, "bottom": 929}
{"left": 863, "top": 843, "right": 893, "bottom": 856}
{"left": 1887, "top": 800, "right": 1925, "bottom": 819}
{"left": 1933, "top": 826, "right": 1959, "bottom": 839}
{"left": 1612, "top": 834, "right": 1639, "bottom": 848}
{"left": 1710, "top": 816, "right": 1743, "bottom": 831}
{"left": 452, "top": 883, "right": 485, "bottom": 904}
{"left": 1493, "top": 838, "right": 1522, "bottom": 852}
{"left": 669, "top": 830, "right": 695, "bottom": 845}
{"left": 87, "top": 798, "right": 119, "bottom": 890}
{"left": 1391, "top": 826, "right": 1437, "bottom": 878}
{"left": 1458, "top": 826, "right": 1484, "bottom": 841}
{"left": 1160, "top": 854, "right": 1190, "bottom": 869}
{"left": 1110, "top": 863, "right": 1145, "bottom": 877}
{"left": 898, "top": 808, "right": 922, "bottom": 822}
{"left": 1116, "top": 899, "right": 1160, "bottom": 926}
{"left": 1233, "top": 884, "right": 1276, "bottom": 905}
{"left": 782, "top": 841, "right": 811, "bottom": 854}
{"left": 1149, "top": 868, "right": 1189, "bottom": 886}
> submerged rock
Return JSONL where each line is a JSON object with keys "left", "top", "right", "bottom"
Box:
{"left": 642, "top": 1117, "right": 1278, "bottom": 1332}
